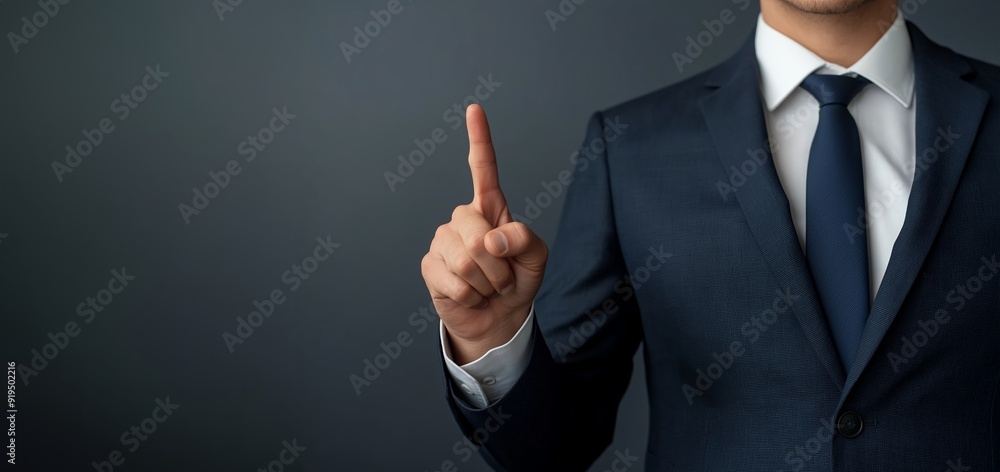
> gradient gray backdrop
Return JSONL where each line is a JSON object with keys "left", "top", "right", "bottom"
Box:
{"left": 1, "top": 0, "right": 998, "bottom": 470}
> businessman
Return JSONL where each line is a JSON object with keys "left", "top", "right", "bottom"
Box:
{"left": 421, "top": 0, "right": 1000, "bottom": 470}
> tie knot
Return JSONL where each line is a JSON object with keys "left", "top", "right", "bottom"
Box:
{"left": 800, "top": 74, "right": 871, "bottom": 107}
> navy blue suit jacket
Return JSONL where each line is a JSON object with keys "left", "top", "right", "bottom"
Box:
{"left": 444, "top": 22, "right": 1000, "bottom": 471}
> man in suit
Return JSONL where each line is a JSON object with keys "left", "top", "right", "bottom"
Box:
{"left": 421, "top": 0, "right": 1000, "bottom": 469}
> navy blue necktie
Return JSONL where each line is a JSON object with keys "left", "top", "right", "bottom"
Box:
{"left": 800, "top": 74, "right": 872, "bottom": 370}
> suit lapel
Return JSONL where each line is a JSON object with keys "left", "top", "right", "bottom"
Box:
{"left": 837, "top": 23, "right": 990, "bottom": 405}
{"left": 700, "top": 37, "right": 847, "bottom": 389}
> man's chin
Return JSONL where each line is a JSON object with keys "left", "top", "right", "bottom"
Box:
{"left": 779, "top": 0, "right": 869, "bottom": 15}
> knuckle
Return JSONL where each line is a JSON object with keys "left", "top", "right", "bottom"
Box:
{"left": 434, "top": 223, "right": 449, "bottom": 239}
{"left": 420, "top": 253, "right": 435, "bottom": 274}
{"left": 450, "top": 205, "right": 468, "bottom": 222}
{"left": 465, "top": 234, "right": 489, "bottom": 258}
{"left": 453, "top": 283, "right": 479, "bottom": 305}
{"left": 510, "top": 221, "right": 531, "bottom": 239}
{"left": 492, "top": 270, "right": 513, "bottom": 288}
{"left": 454, "top": 256, "right": 480, "bottom": 279}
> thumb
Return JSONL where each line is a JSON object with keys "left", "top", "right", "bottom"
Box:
{"left": 485, "top": 222, "right": 547, "bottom": 273}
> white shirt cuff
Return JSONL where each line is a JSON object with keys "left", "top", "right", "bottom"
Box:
{"left": 440, "top": 304, "right": 535, "bottom": 409}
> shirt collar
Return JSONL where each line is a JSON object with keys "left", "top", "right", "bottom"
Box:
{"left": 754, "top": 10, "right": 914, "bottom": 111}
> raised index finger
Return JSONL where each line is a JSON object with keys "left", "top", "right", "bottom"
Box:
{"left": 466, "top": 104, "right": 500, "bottom": 198}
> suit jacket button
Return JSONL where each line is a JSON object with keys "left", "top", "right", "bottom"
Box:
{"left": 836, "top": 411, "right": 864, "bottom": 438}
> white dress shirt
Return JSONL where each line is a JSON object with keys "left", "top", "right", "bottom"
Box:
{"left": 443, "top": 11, "right": 916, "bottom": 408}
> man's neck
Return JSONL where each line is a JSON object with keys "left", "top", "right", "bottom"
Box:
{"left": 759, "top": 0, "right": 898, "bottom": 67}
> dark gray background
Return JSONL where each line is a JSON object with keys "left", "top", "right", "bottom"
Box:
{"left": 1, "top": 0, "right": 997, "bottom": 470}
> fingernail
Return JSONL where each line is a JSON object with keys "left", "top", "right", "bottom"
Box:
{"left": 490, "top": 232, "right": 507, "bottom": 255}
{"left": 500, "top": 284, "right": 514, "bottom": 296}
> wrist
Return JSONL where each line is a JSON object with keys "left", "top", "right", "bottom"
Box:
{"left": 447, "top": 308, "right": 529, "bottom": 365}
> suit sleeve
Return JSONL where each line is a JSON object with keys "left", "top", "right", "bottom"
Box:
{"left": 440, "top": 111, "right": 644, "bottom": 471}
{"left": 440, "top": 306, "right": 536, "bottom": 407}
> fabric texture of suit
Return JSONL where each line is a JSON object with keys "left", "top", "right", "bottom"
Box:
{"left": 442, "top": 22, "right": 1000, "bottom": 471}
